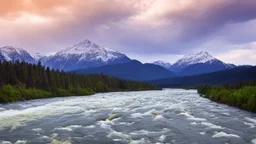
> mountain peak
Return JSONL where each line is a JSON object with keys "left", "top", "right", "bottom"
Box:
{"left": 45, "top": 39, "right": 131, "bottom": 71}
{"left": 0, "top": 46, "right": 35, "bottom": 63}
{"left": 176, "top": 51, "right": 215, "bottom": 66}
{"left": 56, "top": 39, "right": 118, "bottom": 56}
{"left": 152, "top": 61, "right": 172, "bottom": 69}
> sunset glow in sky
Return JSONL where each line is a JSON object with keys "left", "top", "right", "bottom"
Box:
{"left": 1, "top": 0, "right": 256, "bottom": 65}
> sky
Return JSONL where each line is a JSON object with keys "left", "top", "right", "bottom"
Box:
{"left": 0, "top": 0, "right": 256, "bottom": 65}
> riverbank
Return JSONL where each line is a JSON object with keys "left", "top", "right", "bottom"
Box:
{"left": 0, "top": 61, "right": 158, "bottom": 103}
{"left": 197, "top": 84, "right": 256, "bottom": 112}
{"left": 0, "top": 84, "right": 159, "bottom": 103}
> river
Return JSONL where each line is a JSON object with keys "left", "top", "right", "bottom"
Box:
{"left": 0, "top": 89, "right": 256, "bottom": 144}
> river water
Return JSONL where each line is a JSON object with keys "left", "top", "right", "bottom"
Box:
{"left": 0, "top": 89, "right": 256, "bottom": 144}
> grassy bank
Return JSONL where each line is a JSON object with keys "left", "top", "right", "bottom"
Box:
{"left": 0, "top": 84, "right": 159, "bottom": 103}
{"left": 0, "top": 84, "right": 94, "bottom": 102}
{"left": 198, "top": 84, "right": 256, "bottom": 112}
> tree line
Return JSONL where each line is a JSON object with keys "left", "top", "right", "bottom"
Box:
{"left": 0, "top": 61, "right": 157, "bottom": 102}
{"left": 197, "top": 80, "right": 256, "bottom": 112}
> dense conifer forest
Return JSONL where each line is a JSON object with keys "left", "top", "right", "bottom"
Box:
{"left": 0, "top": 61, "right": 157, "bottom": 102}
{"left": 198, "top": 81, "right": 256, "bottom": 112}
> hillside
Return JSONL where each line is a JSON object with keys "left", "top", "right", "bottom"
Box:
{"left": 75, "top": 60, "right": 176, "bottom": 81}
{"left": 0, "top": 61, "right": 157, "bottom": 102}
{"left": 151, "top": 66, "right": 256, "bottom": 87}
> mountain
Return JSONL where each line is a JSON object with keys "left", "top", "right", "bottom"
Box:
{"left": 170, "top": 51, "right": 236, "bottom": 76}
{"left": 152, "top": 61, "right": 172, "bottom": 69}
{"left": 31, "top": 53, "right": 52, "bottom": 64}
{"left": 151, "top": 66, "right": 256, "bottom": 87}
{"left": 44, "top": 40, "right": 131, "bottom": 71}
{"left": 0, "top": 46, "right": 36, "bottom": 63}
{"left": 75, "top": 60, "right": 176, "bottom": 81}
{"left": 31, "top": 53, "right": 45, "bottom": 62}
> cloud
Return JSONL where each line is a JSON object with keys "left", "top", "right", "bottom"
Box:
{"left": 215, "top": 42, "right": 256, "bottom": 65}
{"left": 0, "top": 0, "right": 256, "bottom": 64}
{"left": 0, "top": 0, "right": 138, "bottom": 52}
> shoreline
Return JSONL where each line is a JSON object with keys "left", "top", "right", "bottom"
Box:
{"left": 197, "top": 85, "right": 256, "bottom": 113}
{"left": 0, "top": 87, "right": 161, "bottom": 104}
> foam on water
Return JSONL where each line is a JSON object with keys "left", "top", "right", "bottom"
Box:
{"left": 108, "top": 131, "right": 130, "bottom": 139}
{"left": 84, "top": 125, "right": 95, "bottom": 129}
{"left": 119, "top": 122, "right": 134, "bottom": 126}
{"left": 1, "top": 141, "right": 12, "bottom": 144}
{"left": 32, "top": 128, "right": 42, "bottom": 132}
{"left": 97, "top": 119, "right": 114, "bottom": 129}
{"left": 154, "top": 115, "right": 164, "bottom": 120}
{"left": 245, "top": 117, "right": 256, "bottom": 126}
{"left": 0, "top": 89, "right": 255, "bottom": 144}
{"left": 0, "top": 100, "right": 84, "bottom": 129}
{"left": 212, "top": 131, "right": 240, "bottom": 138}
{"left": 244, "top": 122, "right": 255, "bottom": 128}
{"left": 130, "top": 138, "right": 150, "bottom": 144}
{"left": 129, "top": 128, "right": 169, "bottom": 136}
{"left": 252, "top": 138, "right": 256, "bottom": 144}
{"left": 180, "top": 112, "right": 207, "bottom": 122}
{"left": 14, "top": 140, "right": 27, "bottom": 144}
{"left": 159, "top": 135, "right": 166, "bottom": 142}
{"left": 54, "top": 125, "right": 82, "bottom": 131}
{"left": 130, "top": 113, "right": 145, "bottom": 118}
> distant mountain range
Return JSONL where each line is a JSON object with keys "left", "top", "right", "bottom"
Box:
{"left": 75, "top": 60, "right": 176, "bottom": 81}
{"left": 0, "top": 46, "right": 36, "bottom": 64}
{"left": 0, "top": 39, "right": 251, "bottom": 82}
{"left": 152, "top": 51, "right": 236, "bottom": 76}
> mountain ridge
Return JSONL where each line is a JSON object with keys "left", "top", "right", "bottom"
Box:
{"left": 75, "top": 60, "right": 176, "bottom": 81}
{"left": 169, "top": 51, "right": 236, "bottom": 76}
{"left": 43, "top": 39, "right": 131, "bottom": 71}
{"left": 0, "top": 43, "right": 239, "bottom": 78}
{"left": 0, "top": 46, "right": 36, "bottom": 63}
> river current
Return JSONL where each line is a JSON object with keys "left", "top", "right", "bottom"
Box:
{"left": 0, "top": 89, "right": 256, "bottom": 144}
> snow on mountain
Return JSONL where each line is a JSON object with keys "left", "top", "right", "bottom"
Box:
{"left": 171, "top": 51, "right": 236, "bottom": 75}
{"left": 31, "top": 52, "right": 53, "bottom": 64}
{"left": 152, "top": 61, "right": 172, "bottom": 69}
{"left": 174, "top": 51, "right": 215, "bottom": 68}
{"left": 31, "top": 53, "right": 45, "bottom": 61}
{"left": 44, "top": 39, "right": 131, "bottom": 71}
{"left": 0, "top": 46, "right": 36, "bottom": 63}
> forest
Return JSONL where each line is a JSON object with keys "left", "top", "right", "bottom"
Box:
{"left": 0, "top": 61, "right": 157, "bottom": 102}
{"left": 197, "top": 80, "right": 256, "bottom": 112}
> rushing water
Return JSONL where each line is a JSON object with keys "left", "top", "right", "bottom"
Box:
{"left": 0, "top": 89, "right": 256, "bottom": 144}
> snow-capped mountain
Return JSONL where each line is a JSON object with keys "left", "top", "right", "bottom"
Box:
{"left": 31, "top": 53, "right": 53, "bottom": 64}
{"left": 0, "top": 46, "right": 36, "bottom": 63}
{"left": 31, "top": 53, "right": 45, "bottom": 62}
{"left": 44, "top": 39, "right": 131, "bottom": 71}
{"left": 171, "top": 51, "right": 236, "bottom": 76}
{"left": 152, "top": 61, "right": 172, "bottom": 70}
